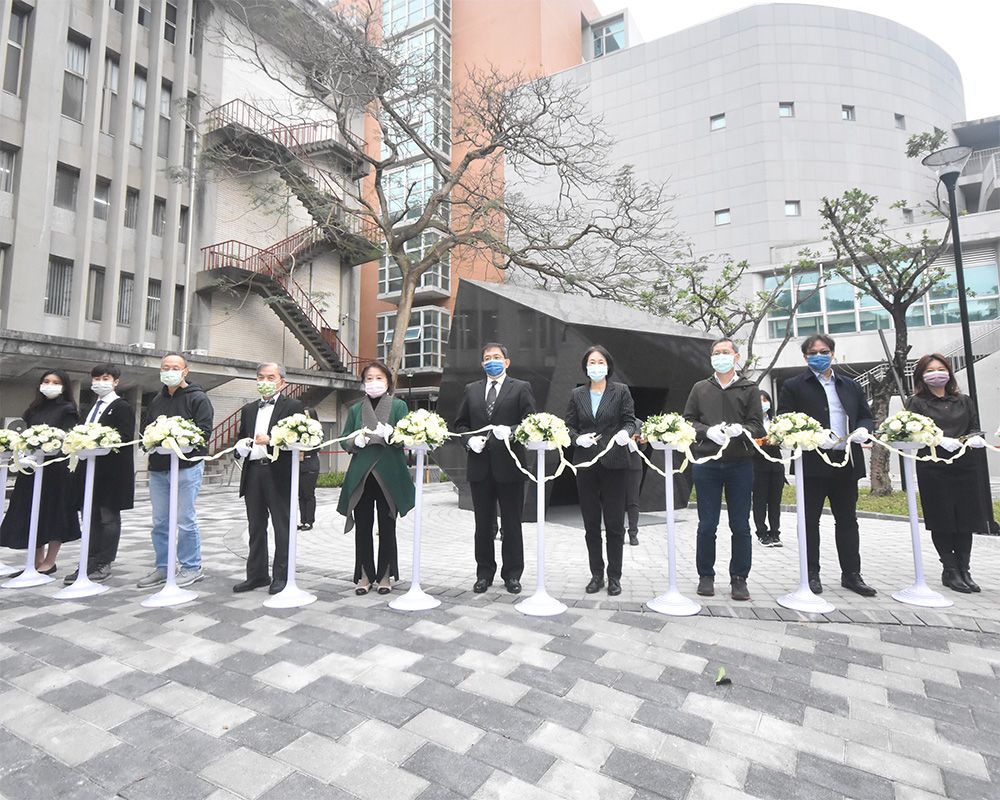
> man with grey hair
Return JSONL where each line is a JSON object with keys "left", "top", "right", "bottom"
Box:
{"left": 232, "top": 363, "right": 304, "bottom": 594}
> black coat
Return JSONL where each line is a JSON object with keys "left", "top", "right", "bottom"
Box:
{"left": 683, "top": 376, "right": 765, "bottom": 461}
{"left": 565, "top": 381, "right": 637, "bottom": 470}
{"left": 777, "top": 369, "right": 874, "bottom": 480}
{"left": 83, "top": 397, "right": 136, "bottom": 511}
{"left": 235, "top": 394, "right": 305, "bottom": 498}
{"left": 454, "top": 376, "right": 536, "bottom": 483}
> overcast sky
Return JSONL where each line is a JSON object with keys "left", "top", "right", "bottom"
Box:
{"left": 595, "top": 0, "right": 997, "bottom": 121}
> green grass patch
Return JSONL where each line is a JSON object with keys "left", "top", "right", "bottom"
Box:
{"left": 778, "top": 484, "right": 1000, "bottom": 518}
{"left": 316, "top": 471, "right": 345, "bottom": 488}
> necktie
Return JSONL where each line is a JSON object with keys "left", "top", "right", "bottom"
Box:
{"left": 258, "top": 398, "right": 275, "bottom": 409}
{"left": 486, "top": 381, "right": 498, "bottom": 418}
{"left": 88, "top": 400, "right": 103, "bottom": 423}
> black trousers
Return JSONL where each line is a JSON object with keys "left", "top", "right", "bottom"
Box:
{"left": 752, "top": 463, "right": 784, "bottom": 539}
{"left": 624, "top": 468, "right": 642, "bottom": 535}
{"left": 354, "top": 475, "right": 398, "bottom": 583}
{"left": 802, "top": 470, "right": 861, "bottom": 576}
{"left": 930, "top": 530, "right": 974, "bottom": 563}
{"left": 470, "top": 478, "right": 524, "bottom": 581}
{"left": 88, "top": 505, "right": 121, "bottom": 570}
{"left": 577, "top": 465, "right": 627, "bottom": 581}
{"left": 298, "top": 470, "right": 318, "bottom": 525}
{"left": 243, "top": 461, "right": 290, "bottom": 582}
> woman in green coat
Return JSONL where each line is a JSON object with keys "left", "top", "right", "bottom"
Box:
{"left": 337, "top": 361, "right": 415, "bottom": 594}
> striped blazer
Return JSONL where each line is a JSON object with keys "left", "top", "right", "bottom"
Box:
{"left": 565, "top": 381, "right": 637, "bottom": 469}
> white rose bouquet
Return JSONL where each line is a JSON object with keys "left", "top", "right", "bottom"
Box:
{"left": 0, "top": 429, "right": 23, "bottom": 458}
{"left": 641, "top": 413, "right": 696, "bottom": 450}
{"left": 514, "top": 413, "right": 572, "bottom": 448}
{"left": 270, "top": 413, "right": 324, "bottom": 449}
{"left": 141, "top": 415, "right": 205, "bottom": 452}
{"left": 875, "top": 410, "right": 942, "bottom": 446}
{"left": 765, "top": 412, "right": 828, "bottom": 451}
{"left": 62, "top": 423, "right": 123, "bottom": 456}
{"left": 16, "top": 424, "right": 67, "bottom": 455}
{"left": 392, "top": 409, "right": 450, "bottom": 449}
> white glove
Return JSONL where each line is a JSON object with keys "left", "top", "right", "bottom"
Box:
{"left": 353, "top": 432, "right": 369, "bottom": 449}
{"left": 724, "top": 423, "right": 744, "bottom": 438}
{"left": 375, "top": 422, "right": 394, "bottom": 440}
{"left": 967, "top": 435, "right": 987, "bottom": 449}
{"left": 847, "top": 428, "right": 870, "bottom": 445}
{"left": 706, "top": 424, "right": 727, "bottom": 446}
{"left": 613, "top": 429, "right": 631, "bottom": 447}
{"left": 492, "top": 425, "right": 511, "bottom": 441}
{"left": 235, "top": 438, "right": 253, "bottom": 458}
{"left": 936, "top": 437, "right": 962, "bottom": 453}
{"left": 575, "top": 433, "right": 599, "bottom": 448}
{"left": 468, "top": 435, "right": 487, "bottom": 453}
{"left": 627, "top": 438, "right": 639, "bottom": 453}
{"left": 819, "top": 432, "right": 839, "bottom": 450}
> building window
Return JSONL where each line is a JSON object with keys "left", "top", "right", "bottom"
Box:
{"left": 117, "top": 272, "right": 134, "bottom": 326}
{"left": 137, "top": 1, "right": 151, "bottom": 28}
{"left": 377, "top": 307, "right": 450, "bottom": 370}
{"left": 902, "top": 208, "right": 914, "bottom": 224}
{"left": 593, "top": 16, "right": 625, "bottom": 58}
{"left": 62, "top": 35, "right": 89, "bottom": 121}
{"left": 109, "top": 0, "right": 124, "bottom": 13}
{"left": 382, "top": 0, "right": 452, "bottom": 37}
{"left": 714, "top": 208, "right": 731, "bottom": 226}
{"left": 399, "top": 26, "right": 451, "bottom": 91}
{"left": 841, "top": 104, "right": 856, "bottom": 121}
{"left": 152, "top": 197, "right": 166, "bottom": 236}
{"left": 131, "top": 70, "right": 147, "bottom": 146}
{"left": 4, "top": 8, "right": 28, "bottom": 96}
{"left": 124, "top": 187, "right": 139, "bottom": 228}
{"left": 54, "top": 164, "right": 80, "bottom": 210}
{"left": 94, "top": 177, "right": 111, "bottom": 219}
{"left": 381, "top": 94, "right": 451, "bottom": 159}
{"left": 385, "top": 160, "right": 446, "bottom": 224}
{"left": 158, "top": 82, "right": 171, "bottom": 158}
{"left": 0, "top": 146, "right": 15, "bottom": 192}
{"left": 100, "top": 55, "right": 120, "bottom": 135}
{"left": 146, "top": 278, "right": 161, "bottom": 332}
{"left": 173, "top": 285, "right": 185, "bottom": 336}
{"left": 87, "top": 266, "right": 105, "bottom": 321}
{"left": 379, "top": 232, "right": 451, "bottom": 296}
{"left": 164, "top": 2, "right": 177, "bottom": 44}
{"left": 778, "top": 102, "right": 794, "bottom": 118}
{"left": 709, "top": 113, "right": 726, "bottom": 131}
{"left": 894, "top": 113, "right": 906, "bottom": 130}
{"left": 785, "top": 201, "right": 801, "bottom": 217}
{"left": 45, "top": 258, "right": 73, "bottom": 317}
{"left": 178, "top": 206, "right": 189, "bottom": 243}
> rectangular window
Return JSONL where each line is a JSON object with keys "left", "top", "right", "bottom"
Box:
{"left": 0, "top": 146, "right": 15, "bottom": 192}
{"left": 378, "top": 231, "right": 451, "bottom": 296}
{"left": 784, "top": 200, "right": 801, "bottom": 217}
{"left": 178, "top": 205, "right": 189, "bottom": 243}
{"left": 124, "top": 187, "right": 139, "bottom": 228}
{"left": 93, "top": 177, "right": 110, "bottom": 219}
{"left": 709, "top": 113, "right": 726, "bottom": 131}
{"left": 164, "top": 2, "right": 177, "bottom": 44}
{"left": 62, "top": 36, "right": 89, "bottom": 121}
{"left": 45, "top": 258, "right": 73, "bottom": 317}
{"left": 100, "top": 55, "right": 119, "bottom": 134}
{"left": 894, "top": 113, "right": 906, "bottom": 130}
{"left": 714, "top": 208, "right": 731, "bottom": 226}
{"left": 137, "top": 1, "right": 151, "bottom": 28}
{"left": 4, "top": 9, "right": 28, "bottom": 96}
{"left": 117, "top": 272, "right": 134, "bottom": 326}
{"left": 385, "top": 160, "right": 445, "bottom": 223}
{"left": 778, "top": 102, "right": 795, "bottom": 118}
{"left": 53, "top": 164, "right": 80, "bottom": 210}
{"left": 377, "top": 307, "right": 450, "bottom": 370}
{"left": 841, "top": 104, "right": 856, "bottom": 121}
{"left": 87, "top": 265, "right": 104, "bottom": 321}
{"left": 382, "top": 0, "right": 452, "bottom": 37}
{"left": 152, "top": 197, "right": 166, "bottom": 236}
{"left": 145, "top": 278, "right": 161, "bottom": 332}
{"left": 110, "top": 0, "right": 124, "bottom": 13}
{"left": 131, "top": 70, "right": 147, "bottom": 146}
{"left": 902, "top": 208, "right": 914, "bottom": 224}
{"left": 173, "top": 285, "right": 185, "bottom": 336}
{"left": 157, "top": 83, "right": 171, "bottom": 157}
{"left": 593, "top": 17, "right": 625, "bottom": 58}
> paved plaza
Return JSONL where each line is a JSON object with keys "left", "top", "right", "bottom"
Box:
{"left": 0, "top": 482, "right": 998, "bottom": 799}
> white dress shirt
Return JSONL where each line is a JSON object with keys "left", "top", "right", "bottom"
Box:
{"left": 813, "top": 370, "right": 847, "bottom": 449}
{"left": 485, "top": 372, "right": 506, "bottom": 401}
{"left": 249, "top": 395, "right": 279, "bottom": 461}
{"left": 87, "top": 391, "right": 119, "bottom": 423}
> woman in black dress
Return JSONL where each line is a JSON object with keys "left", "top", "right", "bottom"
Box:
{"left": 0, "top": 369, "right": 81, "bottom": 573}
{"left": 904, "top": 354, "right": 986, "bottom": 593}
{"left": 297, "top": 407, "right": 320, "bottom": 531}
{"left": 752, "top": 390, "right": 785, "bottom": 547}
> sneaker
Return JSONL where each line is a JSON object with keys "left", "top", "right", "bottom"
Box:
{"left": 90, "top": 564, "right": 112, "bottom": 582}
{"left": 136, "top": 568, "right": 167, "bottom": 589}
{"left": 761, "top": 534, "right": 777, "bottom": 547}
{"left": 175, "top": 567, "right": 205, "bottom": 588}
{"left": 63, "top": 569, "right": 79, "bottom": 585}
{"left": 769, "top": 536, "right": 782, "bottom": 548}
{"left": 731, "top": 577, "right": 751, "bottom": 601}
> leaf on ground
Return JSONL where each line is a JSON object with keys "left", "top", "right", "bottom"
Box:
{"left": 715, "top": 666, "right": 732, "bottom": 686}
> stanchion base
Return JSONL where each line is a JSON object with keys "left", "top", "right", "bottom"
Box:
{"left": 0, "top": 562, "right": 21, "bottom": 577}
{"left": 777, "top": 586, "right": 836, "bottom": 614}
{"left": 515, "top": 590, "right": 567, "bottom": 617}
{"left": 54, "top": 578, "right": 109, "bottom": 600}
{"left": 141, "top": 584, "right": 198, "bottom": 608}
{"left": 2, "top": 570, "right": 55, "bottom": 589}
{"left": 647, "top": 590, "right": 702, "bottom": 617}
{"left": 263, "top": 585, "right": 317, "bottom": 609}
{"left": 389, "top": 585, "right": 441, "bottom": 611}
{"left": 891, "top": 582, "right": 954, "bottom": 608}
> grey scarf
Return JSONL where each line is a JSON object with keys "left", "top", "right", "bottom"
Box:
{"left": 360, "top": 393, "right": 393, "bottom": 443}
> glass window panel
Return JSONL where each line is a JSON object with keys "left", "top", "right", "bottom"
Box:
{"left": 859, "top": 310, "right": 890, "bottom": 331}
{"left": 117, "top": 272, "right": 134, "bottom": 325}
{"left": 930, "top": 269, "right": 959, "bottom": 300}
{"left": 963, "top": 264, "right": 998, "bottom": 296}
{"left": 968, "top": 298, "right": 1000, "bottom": 322}
{"left": 906, "top": 305, "right": 926, "bottom": 327}
{"left": 794, "top": 269, "right": 818, "bottom": 286}
{"left": 93, "top": 178, "right": 110, "bottom": 219}
{"left": 825, "top": 282, "right": 855, "bottom": 311}
{"left": 710, "top": 113, "right": 725, "bottom": 131}
{"left": 768, "top": 319, "right": 791, "bottom": 339}
{"left": 796, "top": 291, "right": 821, "bottom": 314}
{"left": 87, "top": 266, "right": 104, "bottom": 321}
{"left": 826, "top": 312, "right": 856, "bottom": 333}
{"left": 54, "top": 165, "right": 79, "bottom": 209}
{"left": 0, "top": 147, "right": 14, "bottom": 192}
{"left": 796, "top": 315, "right": 822, "bottom": 335}
{"left": 44, "top": 258, "right": 73, "bottom": 316}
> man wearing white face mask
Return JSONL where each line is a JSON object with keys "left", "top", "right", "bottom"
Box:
{"left": 137, "top": 354, "right": 214, "bottom": 589}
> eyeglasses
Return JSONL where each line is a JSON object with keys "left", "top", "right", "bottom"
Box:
{"left": 808, "top": 350, "right": 832, "bottom": 356}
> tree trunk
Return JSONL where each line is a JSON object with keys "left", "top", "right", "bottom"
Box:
{"left": 386, "top": 272, "right": 419, "bottom": 380}
{"left": 868, "top": 386, "right": 893, "bottom": 495}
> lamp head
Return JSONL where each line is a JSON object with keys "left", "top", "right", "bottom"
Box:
{"left": 922, "top": 146, "right": 973, "bottom": 180}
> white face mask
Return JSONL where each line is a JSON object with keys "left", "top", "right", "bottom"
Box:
{"left": 91, "top": 380, "right": 115, "bottom": 398}
{"left": 160, "top": 370, "right": 183, "bottom": 387}
{"left": 39, "top": 384, "right": 63, "bottom": 400}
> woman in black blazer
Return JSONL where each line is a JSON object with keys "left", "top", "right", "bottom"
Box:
{"left": 565, "top": 345, "right": 637, "bottom": 596}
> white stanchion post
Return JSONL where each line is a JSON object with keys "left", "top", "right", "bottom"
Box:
{"left": 54, "top": 449, "right": 111, "bottom": 599}
{"left": 265, "top": 446, "right": 317, "bottom": 608}
{"left": 2, "top": 454, "right": 55, "bottom": 589}
{"left": 892, "top": 443, "right": 952, "bottom": 608}
{"left": 516, "top": 443, "right": 567, "bottom": 617}
{"left": 776, "top": 450, "right": 836, "bottom": 614}
{"left": 646, "top": 443, "right": 700, "bottom": 616}
{"left": 391, "top": 445, "right": 440, "bottom": 611}
{"left": 0, "top": 459, "right": 21, "bottom": 577}
{"left": 141, "top": 448, "right": 197, "bottom": 607}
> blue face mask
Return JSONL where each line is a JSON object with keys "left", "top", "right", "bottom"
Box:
{"left": 586, "top": 364, "right": 608, "bottom": 382}
{"left": 483, "top": 360, "right": 505, "bottom": 378}
{"left": 807, "top": 353, "right": 832, "bottom": 372}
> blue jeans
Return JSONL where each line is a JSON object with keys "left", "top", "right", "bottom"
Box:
{"left": 149, "top": 462, "right": 204, "bottom": 570}
{"left": 693, "top": 459, "right": 753, "bottom": 579}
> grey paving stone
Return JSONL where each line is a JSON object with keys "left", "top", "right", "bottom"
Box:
{"left": 985, "top": 754, "right": 1000, "bottom": 784}
{"left": 13, "top": 634, "right": 101, "bottom": 670}
{"left": 11, "top": 612, "right": 65, "bottom": 629}
{"left": 783, "top": 627, "right": 850, "bottom": 646}
{"left": 300, "top": 675, "right": 367, "bottom": 707}
{"left": 77, "top": 743, "right": 167, "bottom": 792}
{"left": 242, "top": 685, "right": 315, "bottom": 721}
{"left": 110, "top": 710, "right": 188, "bottom": 751}
{"left": 543, "top": 636, "right": 607, "bottom": 663}
{"left": 259, "top": 771, "right": 357, "bottom": 800}
{"left": 150, "top": 726, "right": 241, "bottom": 772}
{"left": 468, "top": 732, "right": 557, "bottom": 783}
{"left": 657, "top": 665, "right": 711, "bottom": 694}
{"left": 796, "top": 752, "right": 894, "bottom": 800}
{"left": 613, "top": 671, "right": 688, "bottom": 707}
{"left": 406, "top": 679, "right": 479, "bottom": 717}
{"left": 117, "top": 762, "right": 215, "bottom": 800}
{"left": 880, "top": 626, "right": 953, "bottom": 652}
{"left": 778, "top": 647, "right": 850, "bottom": 677}
{"left": 274, "top": 640, "right": 329, "bottom": 667}
{"left": 0, "top": 755, "right": 106, "bottom": 800}
{"left": 217, "top": 650, "right": 282, "bottom": 676}
{"left": 407, "top": 656, "right": 474, "bottom": 687}
{"left": 769, "top": 676, "right": 850, "bottom": 717}
{"left": 458, "top": 697, "right": 544, "bottom": 741}
{"left": 633, "top": 701, "right": 713, "bottom": 744}
{"left": 972, "top": 707, "right": 1000, "bottom": 734}
{"left": 103, "top": 671, "right": 169, "bottom": 699}
{"left": 280, "top": 623, "right": 339, "bottom": 647}
{"left": 198, "top": 622, "right": 250, "bottom": 644}
{"left": 936, "top": 721, "right": 1000, "bottom": 759}
{"left": 887, "top": 688, "right": 976, "bottom": 727}
{"left": 0, "top": 653, "right": 42, "bottom": 680}
{"left": 288, "top": 700, "right": 367, "bottom": 739}
{"left": 507, "top": 664, "right": 577, "bottom": 696}
{"left": 40, "top": 680, "right": 110, "bottom": 712}
{"left": 225, "top": 714, "right": 307, "bottom": 755}
{"left": 744, "top": 763, "right": 842, "bottom": 800}
{"left": 715, "top": 683, "right": 806, "bottom": 724}
{"left": 941, "top": 769, "right": 999, "bottom": 800}
{"left": 516, "top": 688, "right": 593, "bottom": 732}
{"left": 0, "top": 731, "right": 44, "bottom": 778}
{"left": 608, "top": 611, "right": 667, "bottom": 632}
{"left": 452, "top": 631, "right": 511, "bottom": 655}
{"left": 600, "top": 746, "right": 693, "bottom": 797}
{"left": 814, "top": 641, "right": 883, "bottom": 669}
{"left": 415, "top": 784, "right": 466, "bottom": 800}
{"left": 403, "top": 742, "right": 494, "bottom": 797}
{"left": 550, "top": 655, "right": 623, "bottom": 689}
{"left": 345, "top": 686, "right": 424, "bottom": 725}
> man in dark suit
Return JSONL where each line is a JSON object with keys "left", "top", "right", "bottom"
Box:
{"left": 454, "top": 342, "right": 536, "bottom": 594}
{"left": 233, "top": 363, "right": 304, "bottom": 594}
{"left": 65, "top": 363, "right": 135, "bottom": 584}
{"left": 778, "top": 333, "right": 877, "bottom": 597}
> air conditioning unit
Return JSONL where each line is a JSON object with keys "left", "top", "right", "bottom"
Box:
{"left": 186, "top": 348, "right": 209, "bottom": 357}
{"left": 129, "top": 341, "right": 156, "bottom": 349}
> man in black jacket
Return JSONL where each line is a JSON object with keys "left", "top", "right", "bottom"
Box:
{"left": 137, "top": 353, "right": 214, "bottom": 590}
{"left": 683, "top": 338, "right": 765, "bottom": 601}
{"left": 233, "top": 363, "right": 304, "bottom": 595}
{"left": 454, "top": 343, "right": 536, "bottom": 594}
{"left": 778, "top": 334, "right": 876, "bottom": 596}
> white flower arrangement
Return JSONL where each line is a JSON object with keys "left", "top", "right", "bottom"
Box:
{"left": 0, "top": 428, "right": 23, "bottom": 455}
{"left": 514, "top": 413, "right": 572, "bottom": 448}
{"left": 766, "top": 412, "right": 828, "bottom": 451}
{"left": 270, "top": 413, "right": 324, "bottom": 449}
{"left": 15, "top": 424, "right": 67, "bottom": 455}
{"left": 876, "top": 410, "right": 943, "bottom": 446}
{"left": 62, "top": 423, "right": 123, "bottom": 456}
{"left": 641, "top": 413, "right": 696, "bottom": 450}
{"left": 392, "top": 409, "right": 450, "bottom": 449}
{"left": 141, "top": 415, "right": 205, "bottom": 452}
